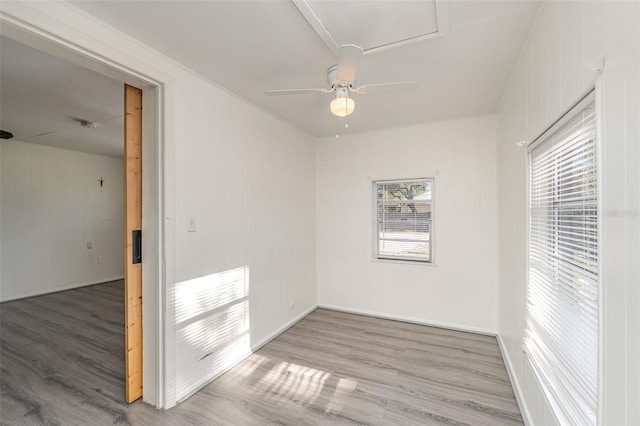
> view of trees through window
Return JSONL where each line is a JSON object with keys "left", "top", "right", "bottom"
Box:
{"left": 375, "top": 178, "right": 433, "bottom": 262}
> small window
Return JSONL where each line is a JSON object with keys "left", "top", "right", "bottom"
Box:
{"left": 374, "top": 178, "right": 433, "bottom": 263}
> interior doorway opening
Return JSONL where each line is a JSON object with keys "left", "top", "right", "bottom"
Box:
{"left": 0, "top": 19, "right": 165, "bottom": 408}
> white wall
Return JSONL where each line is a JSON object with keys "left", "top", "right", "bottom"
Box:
{"left": 497, "top": 1, "right": 640, "bottom": 424}
{"left": 316, "top": 116, "right": 499, "bottom": 334}
{"left": 1, "top": 140, "right": 124, "bottom": 301}
{"left": 172, "top": 74, "right": 316, "bottom": 401}
{"left": 0, "top": 1, "right": 317, "bottom": 407}
{"left": 6, "top": 1, "right": 637, "bottom": 419}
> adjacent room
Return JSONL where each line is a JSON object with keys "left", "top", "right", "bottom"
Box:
{"left": 0, "top": 1, "right": 638, "bottom": 425}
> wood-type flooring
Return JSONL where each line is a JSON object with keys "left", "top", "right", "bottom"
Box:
{"left": 0, "top": 281, "right": 523, "bottom": 425}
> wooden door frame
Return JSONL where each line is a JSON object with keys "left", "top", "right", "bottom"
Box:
{"left": 124, "top": 84, "right": 143, "bottom": 402}
{"left": 0, "top": 10, "right": 174, "bottom": 408}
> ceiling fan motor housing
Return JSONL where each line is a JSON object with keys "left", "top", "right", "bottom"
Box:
{"left": 327, "top": 64, "right": 353, "bottom": 88}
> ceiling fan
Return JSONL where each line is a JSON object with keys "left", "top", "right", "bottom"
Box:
{"left": 265, "top": 44, "right": 420, "bottom": 118}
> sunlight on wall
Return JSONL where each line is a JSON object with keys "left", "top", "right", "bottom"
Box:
{"left": 175, "top": 266, "right": 251, "bottom": 400}
{"left": 173, "top": 267, "right": 363, "bottom": 408}
{"left": 175, "top": 266, "right": 249, "bottom": 323}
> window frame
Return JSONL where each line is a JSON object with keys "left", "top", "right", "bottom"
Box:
{"left": 372, "top": 177, "right": 435, "bottom": 264}
{"left": 524, "top": 89, "right": 600, "bottom": 426}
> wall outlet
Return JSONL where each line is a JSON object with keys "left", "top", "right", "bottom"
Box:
{"left": 97, "top": 256, "right": 103, "bottom": 264}
{"left": 186, "top": 216, "right": 196, "bottom": 232}
{"left": 289, "top": 302, "right": 295, "bottom": 309}
{"left": 86, "top": 242, "right": 93, "bottom": 249}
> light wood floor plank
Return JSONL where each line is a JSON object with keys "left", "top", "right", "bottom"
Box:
{"left": 0, "top": 282, "right": 523, "bottom": 425}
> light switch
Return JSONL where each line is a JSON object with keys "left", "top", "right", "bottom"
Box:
{"left": 186, "top": 216, "right": 196, "bottom": 232}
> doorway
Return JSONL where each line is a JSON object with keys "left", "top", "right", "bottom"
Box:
{"left": 0, "top": 19, "right": 165, "bottom": 407}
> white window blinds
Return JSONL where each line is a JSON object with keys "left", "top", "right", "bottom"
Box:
{"left": 375, "top": 178, "right": 433, "bottom": 262}
{"left": 525, "top": 98, "right": 598, "bottom": 425}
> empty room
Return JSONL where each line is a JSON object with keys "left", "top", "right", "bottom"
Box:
{"left": 0, "top": 1, "right": 638, "bottom": 425}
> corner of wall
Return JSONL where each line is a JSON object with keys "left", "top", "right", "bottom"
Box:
{"left": 497, "top": 335, "right": 532, "bottom": 425}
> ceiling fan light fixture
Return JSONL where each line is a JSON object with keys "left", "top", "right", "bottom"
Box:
{"left": 264, "top": 45, "right": 419, "bottom": 122}
{"left": 330, "top": 93, "right": 355, "bottom": 118}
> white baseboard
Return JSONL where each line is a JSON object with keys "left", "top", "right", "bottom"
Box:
{"left": 317, "top": 304, "right": 497, "bottom": 336}
{"left": 0, "top": 276, "right": 125, "bottom": 303}
{"left": 497, "top": 334, "right": 532, "bottom": 426}
{"left": 251, "top": 304, "right": 318, "bottom": 351}
{"left": 176, "top": 304, "right": 318, "bottom": 404}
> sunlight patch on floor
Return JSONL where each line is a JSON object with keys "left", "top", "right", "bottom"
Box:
{"left": 251, "top": 361, "right": 332, "bottom": 407}
{"left": 325, "top": 377, "right": 358, "bottom": 414}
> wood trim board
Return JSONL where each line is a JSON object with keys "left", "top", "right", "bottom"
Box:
{"left": 124, "top": 84, "right": 143, "bottom": 403}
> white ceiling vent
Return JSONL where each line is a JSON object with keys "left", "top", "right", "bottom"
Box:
{"left": 293, "top": 0, "right": 449, "bottom": 55}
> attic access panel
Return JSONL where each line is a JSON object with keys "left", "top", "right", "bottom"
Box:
{"left": 293, "top": 0, "right": 448, "bottom": 54}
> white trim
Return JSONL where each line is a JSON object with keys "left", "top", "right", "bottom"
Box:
{"left": 364, "top": 30, "right": 445, "bottom": 56}
{"left": 64, "top": 3, "right": 306, "bottom": 138}
{"left": 142, "top": 83, "right": 164, "bottom": 409}
{"left": 526, "top": 88, "right": 596, "bottom": 150}
{"left": 176, "top": 305, "right": 318, "bottom": 404}
{"left": 373, "top": 177, "right": 431, "bottom": 185}
{"left": 175, "top": 345, "right": 253, "bottom": 404}
{"left": 0, "top": 4, "right": 171, "bottom": 408}
{"left": 318, "top": 304, "right": 497, "bottom": 336}
{"left": 372, "top": 177, "right": 435, "bottom": 264}
{"left": 0, "top": 13, "right": 159, "bottom": 88}
{"left": 523, "top": 91, "right": 599, "bottom": 425}
{"left": 594, "top": 75, "right": 605, "bottom": 426}
{"left": 370, "top": 258, "right": 438, "bottom": 267}
{"left": 251, "top": 305, "right": 318, "bottom": 351}
{"left": 0, "top": 276, "right": 125, "bottom": 303}
{"left": 291, "top": 0, "right": 338, "bottom": 55}
{"left": 497, "top": 335, "right": 533, "bottom": 426}
{"left": 291, "top": 0, "right": 449, "bottom": 56}
{"left": 433, "top": 0, "right": 450, "bottom": 37}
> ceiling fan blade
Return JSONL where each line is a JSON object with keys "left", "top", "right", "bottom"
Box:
{"left": 353, "top": 81, "right": 421, "bottom": 94}
{"left": 336, "top": 44, "right": 364, "bottom": 82}
{"left": 265, "top": 88, "right": 331, "bottom": 96}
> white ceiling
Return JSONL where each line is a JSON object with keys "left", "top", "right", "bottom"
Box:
{"left": 300, "top": 0, "right": 440, "bottom": 52}
{"left": 1, "top": 1, "right": 541, "bottom": 147}
{"left": 69, "top": 0, "right": 541, "bottom": 137}
{"left": 0, "top": 36, "right": 124, "bottom": 158}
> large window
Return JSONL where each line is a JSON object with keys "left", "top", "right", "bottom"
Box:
{"left": 525, "top": 94, "right": 598, "bottom": 425}
{"left": 374, "top": 178, "right": 433, "bottom": 263}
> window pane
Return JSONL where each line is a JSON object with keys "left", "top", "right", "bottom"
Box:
{"left": 525, "top": 99, "right": 598, "bottom": 425}
{"left": 375, "top": 178, "right": 433, "bottom": 262}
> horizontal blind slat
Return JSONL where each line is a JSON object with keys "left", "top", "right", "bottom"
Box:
{"left": 525, "top": 101, "right": 598, "bottom": 426}
{"left": 376, "top": 178, "right": 433, "bottom": 263}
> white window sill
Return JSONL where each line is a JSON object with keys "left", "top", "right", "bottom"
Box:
{"left": 371, "top": 258, "right": 437, "bottom": 267}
